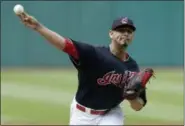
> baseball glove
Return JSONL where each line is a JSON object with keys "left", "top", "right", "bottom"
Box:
{"left": 123, "top": 68, "right": 154, "bottom": 100}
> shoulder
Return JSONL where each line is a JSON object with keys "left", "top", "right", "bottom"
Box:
{"left": 69, "top": 38, "right": 94, "bottom": 47}
{"left": 129, "top": 56, "right": 138, "bottom": 65}
{"left": 94, "top": 45, "right": 110, "bottom": 51}
{"left": 127, "top": 55, "right": 140, "bottom": 72}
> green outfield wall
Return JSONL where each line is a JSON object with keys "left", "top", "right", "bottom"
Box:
{"left": 1, "top": 1, "right": 183, "bottom": 67}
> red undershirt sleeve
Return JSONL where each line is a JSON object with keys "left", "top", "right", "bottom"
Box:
{"left": 62, "top": 38, "right": 79, "bottom": 60}
{"left": 62, "top": 38, "right": 97, "bottom": 68}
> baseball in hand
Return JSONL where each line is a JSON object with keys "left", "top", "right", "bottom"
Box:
{"left": 13, "top": 4, "right": 24, "bottom": 15}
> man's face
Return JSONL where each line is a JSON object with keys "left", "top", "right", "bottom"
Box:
{"left": 109, "top": 26, "right": 134, "bottom": 48}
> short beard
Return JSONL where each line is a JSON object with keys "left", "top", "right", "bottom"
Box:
{"left": 118, "top": 39, "right": 129, "bottom": 49}
{"left": 123, "top": 43, "right": 128, "bottom": 48}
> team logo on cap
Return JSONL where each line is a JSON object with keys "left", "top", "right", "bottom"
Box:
{"left": 121, "top": 17, "right": 128, "bottom": 24}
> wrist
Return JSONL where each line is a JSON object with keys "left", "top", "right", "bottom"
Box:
{"left": 35, "top": 23, "right": 44, "bottom": 31}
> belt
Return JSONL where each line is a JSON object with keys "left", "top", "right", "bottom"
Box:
{"left": 76, "top": 103, "right": 107, "bottom": 115}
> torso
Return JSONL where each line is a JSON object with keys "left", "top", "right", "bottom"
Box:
{"left": 75, "top": 46, "right": 139, "bottom": 110}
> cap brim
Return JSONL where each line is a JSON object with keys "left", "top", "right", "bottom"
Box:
{"left": 112, "top": 24, "right": 136, "bottom": 31}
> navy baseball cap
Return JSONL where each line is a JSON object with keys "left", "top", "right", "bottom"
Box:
{"left": 111, "top": 17, "right": 136, "bottom": 31}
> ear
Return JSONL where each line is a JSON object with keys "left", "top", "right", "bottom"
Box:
{"left": 109, "top": 30, "right": 114, "bottom": 39}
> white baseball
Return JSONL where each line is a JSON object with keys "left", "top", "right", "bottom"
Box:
{"left": 13, "top": 4, "right": 24, "bottom": 15}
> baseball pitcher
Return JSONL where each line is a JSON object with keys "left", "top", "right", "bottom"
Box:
{"left": 15, "top": 9, "right": 154, "bottom": 125}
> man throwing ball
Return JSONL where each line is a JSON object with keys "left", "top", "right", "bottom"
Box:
{"left": 14, "top": 5, "right": 154, "bottom": 125}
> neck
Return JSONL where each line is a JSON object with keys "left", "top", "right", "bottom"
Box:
{"left": 109, "top": 42, "right": 127, "bottom": 60}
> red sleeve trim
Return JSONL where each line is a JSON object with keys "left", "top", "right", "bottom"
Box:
{"left": 63, "top": 38, "right": 79, "bottom": 59}
{"left": 141, "top": 72, "right": 153, "bottom": 87}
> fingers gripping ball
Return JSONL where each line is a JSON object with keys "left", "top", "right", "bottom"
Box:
{"left": 124, "top": 68, "right": 154, "bottom": 100}
{"left": 13, "top": 4, "right": 24, "bottom": 15}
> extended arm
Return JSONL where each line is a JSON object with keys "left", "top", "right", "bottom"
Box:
{"left": 36, "top": 25, "right": 79, "bottom": 59}
{"left": 36, "top": 25, "right": 66, "bottom": 50}
{"left": 16, "top": 11, "right": 97, "bottom": 67}
{"left": 16, "top": 12, "right": 78, "bottom": 59}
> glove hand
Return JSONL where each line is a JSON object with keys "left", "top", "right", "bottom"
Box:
{"left": 124, "top": 90, "right": 138, "bottom": 100}
{"left": 123, "top": 68, "right": 154, "bottom": 100}
{"left": 124, "top": 85, "right": 145, "bottom": 100}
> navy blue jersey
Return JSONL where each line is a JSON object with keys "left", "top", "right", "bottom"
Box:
{"left": 68, "top": 39, "right": 147, "bottom": 110}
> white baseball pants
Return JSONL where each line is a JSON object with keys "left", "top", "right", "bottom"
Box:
{"left": 69, "top": 97, "right": 124, "bottom": 125}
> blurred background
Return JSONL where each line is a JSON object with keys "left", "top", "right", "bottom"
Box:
{"left": 1, "top": 1, "right": 184, "bottom": 125}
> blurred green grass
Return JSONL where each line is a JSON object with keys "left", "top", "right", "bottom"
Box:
{"left": 1, "top": 68, "right": 184, "bottom": 125}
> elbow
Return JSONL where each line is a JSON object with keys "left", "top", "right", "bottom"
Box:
{"left": 132, "top": 106, "right": 143, "bottom": 111}
{"left": 129, "top": 98, "right": 145, "bottom": 111}
{"left": 131, "top": 104, "right": 143, "bottom": 111}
